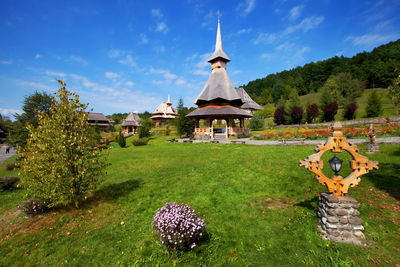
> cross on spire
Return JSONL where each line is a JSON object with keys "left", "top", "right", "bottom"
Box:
{"left": 216, "top": 11, "right": 221, "bottom": 22}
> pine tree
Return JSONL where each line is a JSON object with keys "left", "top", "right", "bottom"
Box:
{"left": 366, "top": 91, "right": 382, "bottom": 117}
{"left": 118, "top": 130, "right": 126, "bottom": 147}
{"left": 175, "top": 97, "right": 186, "bottom": 138}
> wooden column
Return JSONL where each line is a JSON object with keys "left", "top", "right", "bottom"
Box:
{"left": 225, "top": 118, "right": 229, "bottom": 138}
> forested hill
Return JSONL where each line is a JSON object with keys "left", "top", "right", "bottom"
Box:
{"left": 242, "top": 39, "right": 400, "bottom": 104}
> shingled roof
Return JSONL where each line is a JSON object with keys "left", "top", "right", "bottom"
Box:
{"left": 236, "top": 87, "right": 263, "bottom": 111}
{"left": 194, "top": 68, "right": 243, "bottom": 106}
{"left": 121, "top": 112, "right": 140, "bottom": 127}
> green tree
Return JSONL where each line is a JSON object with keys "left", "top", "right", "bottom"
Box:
{"left": 249, "top": 113, "right": 265, "bottom": 130}
{"left": 334, "top": 72, "right": 361, "bottom": 102}
{"left": 118, "top": 130, "right": 126, "bottom": 148}
{"left": 175, "top": 97, "right": 185, "bottom": 137}
{"left": 138, "top": 117, "right": 152, "bottom": 138}
{"left": 388, "top": 75, "right": 400, "bottom": 115}
{"left": 18, "top": 81, "right": 107, "bottom": 208}
{"left": 8, "top": 91, "right": 52, "bottom": 147}
{"left": 365, "top": 91, "right": 382, "bottom": 117}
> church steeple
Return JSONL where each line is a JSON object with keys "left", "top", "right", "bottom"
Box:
{"left": 208, "top": 15, "right": 230, "bottom": 70}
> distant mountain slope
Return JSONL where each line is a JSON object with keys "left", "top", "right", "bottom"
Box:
{"left": 243, "top": 39, "right": 400, "bottom": 103}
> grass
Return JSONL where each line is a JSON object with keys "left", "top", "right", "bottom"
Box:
{"left": 0, "top": 135, "right": 399, "bottom": 266}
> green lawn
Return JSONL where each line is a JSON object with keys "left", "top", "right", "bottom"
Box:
{"left": 1, "top": 136, "right": 399, "bottom": 266}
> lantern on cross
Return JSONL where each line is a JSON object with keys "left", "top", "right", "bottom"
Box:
{"left": 299, "top": 121, "right": 379, "bottom": 196}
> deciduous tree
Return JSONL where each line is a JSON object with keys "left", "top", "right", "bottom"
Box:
{"left": 18, "top": 81, "right": 107, "bottom": 208}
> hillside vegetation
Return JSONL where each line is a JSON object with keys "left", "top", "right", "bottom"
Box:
{"left": 243, "top": 39, "right": 400, "bottom": 104}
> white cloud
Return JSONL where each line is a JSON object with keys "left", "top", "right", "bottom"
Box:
{"left": 155, "top": 22, "right": 168, "bottom": 34}
{"left": 68, "top": 55, "right": 88, "bottom": 66}
{"left": 35, "top": 53, "right": 43, "bottom": 59}
{"left": 237, "top": 0, "right": 256, "bottom": 16}
{"left": 15, "top": 80, "right": 53, "bottom": 91}
{"left": 175, "top": 77, "right": 186, "bottom": 86}
{"left": 140, "top": 33, "right": 149, "bottom": 44}
{"left": 285, "top": 16, "right": 325, "bottom": 34}
{"left": 346, "top": 33, "right": 399, "bottom": 47}
{"left": 0, "top": 108, "right": 22, "bottom": 116}
{"left": 276, "top": 42, "right": 295, "bottom": 51}
{"left": 125, "top": 81, "right": 134, "bottom": 87}
{"left": 118, "top": 55, "right": 137, "bottom": 67}
{"left": 0, "top": 60, "right": 12, "bottom": 65}
{"left": 289, "top": 5, "right": 304, "bottom": 21}
{"left": 151, "top": 8, "right": 163, "bottom": 19}
{"left": 253, "top": 33, "right": 277, "bottom": 45}
{"left": 153, "top": 45, "right": 165, "bottom": 53}
{"left": 105, "top": 72, "right": 120, "bottom": 79}
{"left": 201, "top": 10, "right": 215, "bottom": 29}
{"left": 108, "top": 49, "right": 124, "bottom": 58}
{"left": 226, "top": 28, "right": 252, "bottom": 38}
{"left": 44, "top": 70, "right": 67, "bottom": 77}
{"left": 195, "top": 53, "right": 212, "bottom": 68}
{"left": 231, "top": 70, "right": 242, "bottom": 75}
{"left": 150, "top": 68, "right": 177, "bottom": 81}
{"left": 193, "top": 69, "right": 209, "bottom": 76}
{"left": 261, "top": 53, "right": 273, "bottom": 59}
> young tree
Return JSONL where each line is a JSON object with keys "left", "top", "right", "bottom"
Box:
{"left": 274, "top": 106, "right": 286, "bottom": 125}
{"left": 18, "top": 81, "right": 107, "bottom": 208}
{"left": 306, "top": 104, "right": 319, "bottom": 123}
{"left": 366, "top": 91, "right": 382, "bottom": 117}
{"left": 388, "top": 75, "right": 400, "bottom": 115}
{"left": 343, "top": 102, "right": 357, "bottom": 120}
{"left": 175, "top": 97, "right": 185, "bottom": 137}
{"left": 138, "top": 117, "right": 152, "bottom": 138}
{"left": 249, "top": 113, "right": 265, "bottom": 130}
{"left": 118, "top": 130, "right": 126, "bottom": 148}
{"left": 174, "top": 97, "right": 195, "bottom": 138}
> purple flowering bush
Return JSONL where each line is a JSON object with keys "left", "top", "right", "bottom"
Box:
{"left": 17, "top": 199, "right": 48, "bottom": 216}
{"left": 152, "top": 202, "right": 206, "bottom": 250}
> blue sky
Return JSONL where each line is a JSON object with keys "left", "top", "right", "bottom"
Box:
{"left": 1, "top": 0, "right": 399, "bottom": 118}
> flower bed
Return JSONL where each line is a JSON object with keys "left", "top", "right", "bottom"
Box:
{"left": 256, "top": 123, "right": 400, "bottom": 140}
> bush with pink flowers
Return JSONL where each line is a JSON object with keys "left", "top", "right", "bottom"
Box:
{"left": 152, "top": 202, "right": 206, "bottom": 250}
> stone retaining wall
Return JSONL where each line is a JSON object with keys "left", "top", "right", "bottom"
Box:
{"left": 318, "top": 192, "right": 365, "bottom": 245}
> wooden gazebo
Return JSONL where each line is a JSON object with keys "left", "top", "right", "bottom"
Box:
{"left": 187, "top": 18, "right": 261, "bottom": 139}
{"left": 121, "top": 112, "right": 140, "bottom": 134}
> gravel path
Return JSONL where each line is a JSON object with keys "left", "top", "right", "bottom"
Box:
{"left": 176, "top": 137, "right": 400, "bottom": 146}
{"left": 0, "top": 146, "right": 16, "bottom": 163}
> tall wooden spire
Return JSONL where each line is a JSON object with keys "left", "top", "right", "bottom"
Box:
{"left": 208, "top": 16, "right": 230, "bottom": 69}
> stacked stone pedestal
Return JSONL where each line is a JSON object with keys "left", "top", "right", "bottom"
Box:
{"left": 366, "top": 143, "right": 380, "bottom": 153}
{"left": 318, "top": 193, "right": 365, "bottom": 245}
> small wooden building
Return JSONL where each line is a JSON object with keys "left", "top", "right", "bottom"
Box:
{"left": 151, "top": 95, "right": 177, "bottom": 125}
{"left": 121, "top": 112, "right": 140, "bottom": 134}
{"left": 186, "top": 19, "right": 262, "bottom": 139}
{"left": 87, "top": 112, "right": 114, "bottom": 132}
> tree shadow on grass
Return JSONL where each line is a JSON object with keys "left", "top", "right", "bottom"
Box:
{"left": 295, "top": 196, "right": 319, "bottom": 212}
{"left": 82, "top": 179, "right": 142, "bottom": 208}
{"left": 364, "top": 162, "right": 400, "bottom": 201}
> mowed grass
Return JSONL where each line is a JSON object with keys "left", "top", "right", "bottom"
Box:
{"left": 0, "top": 136, "right": 399, "bottom": 266}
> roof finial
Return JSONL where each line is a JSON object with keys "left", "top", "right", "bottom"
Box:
{"left": 207, "top": 12, "right": 230, "bottom": 63}
{"left": 167, "top": 94, "right": 171, "bottom": 104}
{"left": 216, "top": 11, "right": 221, "bottom": 23}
